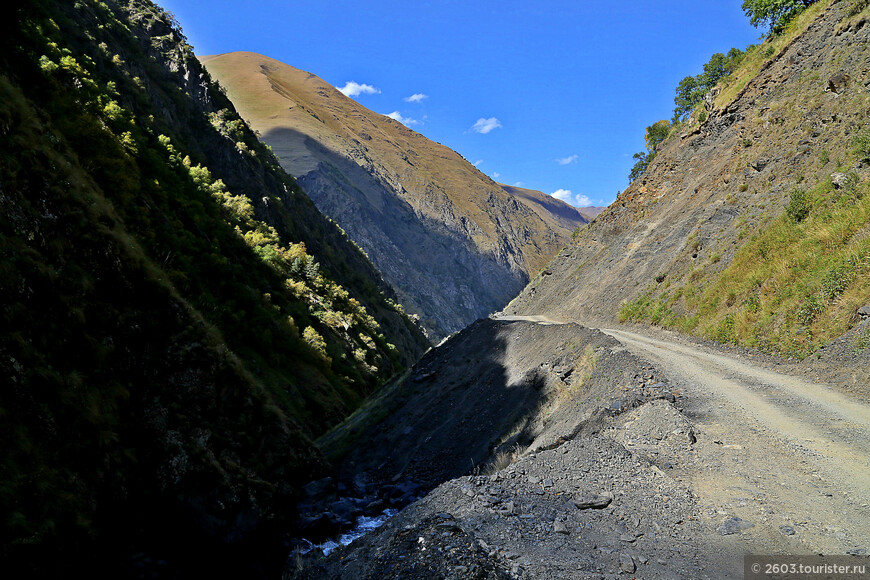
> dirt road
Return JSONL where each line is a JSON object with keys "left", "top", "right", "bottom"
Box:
{"left": 497, "top": 315, "right": 870, "bottom": 557}
{"left": 601, "top": 327, "right": 870, "bottom": 555}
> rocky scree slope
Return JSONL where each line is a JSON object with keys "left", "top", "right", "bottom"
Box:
{"left": 304, "top": 319, "right": 683, "bottom": 523}
{"left": 0, "top": 0, "right": 427, "bottom": 576}
{"left": 200, "top": 52, "right": 588, "bottom": 339}
{"left": 505, "top": 0, "right": 870, "bottom": 372}
{"left": 293, "top": 319, "right": 746, "bottom": 579}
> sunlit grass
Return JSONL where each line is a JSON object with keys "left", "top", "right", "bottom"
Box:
{"left": 621, "top": 178, "right": 870, "bottom": 358}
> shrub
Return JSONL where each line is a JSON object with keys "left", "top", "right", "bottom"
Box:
{"left": 785, "top": 188, "right": 810, "bottom": 222}
{"left": 853, "top": 128, "right": 870, "bottom": 161}
{"left": 797, "top": 294, "right": 824, "bottom": 325}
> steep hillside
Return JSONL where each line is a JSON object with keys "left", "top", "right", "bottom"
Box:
{"left": 200, "top": 52, "right": 584, "bottom": 338}
{"left": 1, "top": 0, "right": 426, "bottom": 575}
{"left": 506, "top": 0, "right": 870, "bottom": 364}
{"left": 498, "top": 184, "right": 589, "bottom": 234}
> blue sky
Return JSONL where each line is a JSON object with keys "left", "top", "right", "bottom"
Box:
{"left": 159, "top": 1, "right": 762, "bottom": 207}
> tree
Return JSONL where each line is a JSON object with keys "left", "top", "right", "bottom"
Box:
{"left": 672, "top": 49, "right": 745, "bottom": 122}
{"left": 742, "top": 0, "right": 816, "bottom": 34}
{"left": 645, "top": 120, "right": 671, "bottom": 152}
{"left": 629, "top": 120, "right": 672, "bottom": 182}
{"left": 673, "top": 75, "right": 702, "bottom": 123}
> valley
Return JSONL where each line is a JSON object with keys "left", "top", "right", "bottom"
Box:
{"left": 3, "top": 0, "right": 870, "bottom": 578}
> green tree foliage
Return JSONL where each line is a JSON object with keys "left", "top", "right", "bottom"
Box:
{"left": 631, "top": 48, "right": 744, "bottom": 182}
{"left": 673, "top": 49, "right": 745, "bottom": 122}
{"left": 629, "top": 120, "right": 672, "bottom": 182}
{"left": 645, "top": 120, "right": 671, "bottom": 152}
{"left": 742, "top": 0, "right": 817, "bottom": 33}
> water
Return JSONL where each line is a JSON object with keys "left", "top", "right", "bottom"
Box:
{"left": 300, "top": 509, "right": 398, "bottom": 556}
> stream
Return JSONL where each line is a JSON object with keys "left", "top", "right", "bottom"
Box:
{"left": 300, "top": 509, "right": 398, "bottom": 556}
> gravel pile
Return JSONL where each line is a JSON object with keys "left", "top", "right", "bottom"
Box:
{"left": 295, "top": 399, "right": 742, "bottom": 579}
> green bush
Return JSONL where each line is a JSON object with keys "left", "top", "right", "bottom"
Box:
{"left": 785, "top": 188, "right": 810, "bottom": 222}
{"left": 853, "top": 128, "right": 870, "bottom": 161}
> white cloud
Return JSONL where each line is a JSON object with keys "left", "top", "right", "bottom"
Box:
{"left": 471, "top": 117, "right": 502, "bottom": 134}
{"left": 514, "top": 181, "right": 524, "bottom": 187}
{"left": 575, "top": 194, "right": 593, "bottom": 207}
{"left": 555, "top": 154, "right": 579, "bottom": 165}
{"left": 551, "top": 189, "right": 594, "bottom": 207}
{"left": 492, "top": 172, "right": 501, "bottom": 178}
{"left": 385, "top": 111, "right": 420, "bottom": 126}
{"left": 338, "top": 81, "right": 381, "bottom": 97}
{"left": 404, "top": 93, "right": 428, "bottom": 103}
{"left": 551, "top": 189, "right": 573, "bottom": 202}
{"left": 473, "top": 159, "right": 484, "bottom": 167}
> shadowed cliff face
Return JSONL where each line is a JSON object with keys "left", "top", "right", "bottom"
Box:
{"left": 0, "top": 0, "right": 428, "bottom": 576}
{"left": 201, "top": 52, "right": 587, "bottom": 339}
{"left": 272, "top": 126, "right": 528, "bottom": 335}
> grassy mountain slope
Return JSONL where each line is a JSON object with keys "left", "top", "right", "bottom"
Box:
{"left": 498, "top": 183, "right": 589, "bottom": 234}
{"left": 506, "top": 0, "right": 870, "bottom": 363}
{"left": 1, "top": 0, "right": 426, "bottom": 574}
{"left": 200, "top": 52, "right": 585, "bottom": 338}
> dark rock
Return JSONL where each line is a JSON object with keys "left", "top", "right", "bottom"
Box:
{"left": 827, "top": 72, "right": 850, "bottom": 93}
{"left": 330, "top": 497, "right": 364, "bottom": 521}
{"left": 750, "top": 158, "right": 770, "bottom": 171}
{"left": 619, "top": 552, "right": 636, "bottom": 573}
{"left": 303, "top": 476, "right": 335, "bottom": 498}
{"left": 297, "top": 513, "right": 341, "bottom": 540}
{"left": 498, "top": 501, "right": 516, "bottom": 516}
{"left": 574, "top": 492, "right": 614, "bottom": 509}
{"left": 554, "top": 521, "right": 570, "bottom": 534}
{"left": 857, "top": 305, "right": 870, "bottom": 318}
{"left": 779, "top": 525, "right": 796, "bottom": 536}
{"left": 717, "top": 517, "right": 754, "bottom": 535}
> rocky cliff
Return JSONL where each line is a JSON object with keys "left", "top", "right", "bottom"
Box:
{"left": 505, "top": 0, "right": 870, "bottom": 363}
{"left": 200, "top": 52, "right": 588, "bottom": 338}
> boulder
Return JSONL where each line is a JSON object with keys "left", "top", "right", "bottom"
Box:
{"left": 717, "top": 516, "right": 754, "bottom": 535}
{"left": 827, "top": 72, "right": 850, "bottom": 93}
{"left": 573, "top": 492, "right": 614, "bottom": 509}
{"left": 831, "top": 172, "right": 849, "bottom": 189}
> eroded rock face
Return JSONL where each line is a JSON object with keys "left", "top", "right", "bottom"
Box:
{"left": 504, "top": 1, "right": 870, "bottom": 336}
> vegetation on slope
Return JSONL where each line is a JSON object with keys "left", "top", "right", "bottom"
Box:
{"left": 629, "top": 1, "right": 839, "bottom": 183}
{"left": 1, "top": 0, "right": 425, "bottom": 574}
{"left": 619, "top": 0, "right": 870, "bottom": 358}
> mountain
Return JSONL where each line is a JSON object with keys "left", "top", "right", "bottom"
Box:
{"left": 290, "top": 3, "right": 870, "bottom": 577}
{"left": 577, "top": 205, "right": 607, "bottom": 219}
{"left": 498, "top": 184, "right": 590, "bottom": 233}
{"left": 1, "top": 0, "right": 427, "bottom": 575}
{"left": 505, "top": 0, "right": 870, "bottom": 364}
{"left": 199, "top": 52, "right": 587, "bottom": 339}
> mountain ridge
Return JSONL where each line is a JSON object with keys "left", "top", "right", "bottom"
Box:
{"left": 200, "top": 51, "right": 588, "bottom": 338}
